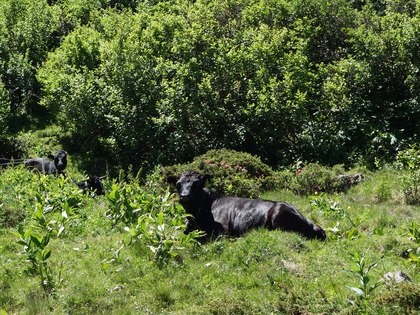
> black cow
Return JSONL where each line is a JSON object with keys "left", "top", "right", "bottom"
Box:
{"left": 76, "top": 176, "right": 106, "bottom": 196}
{"left": 25, "top": 150, "right": 68, "bottom": 176}
{"left": 168, "top": 171, "right": 326, "bottom": 241}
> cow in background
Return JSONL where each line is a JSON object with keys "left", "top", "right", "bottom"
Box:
{"left": 25, "top": 150, "right": 68, "bottom": 176}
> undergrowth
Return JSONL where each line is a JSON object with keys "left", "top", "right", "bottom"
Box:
{"left": 0, "top": 158, "right": 420, "bottom": 314}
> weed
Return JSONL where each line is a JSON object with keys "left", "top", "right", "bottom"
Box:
{"left": 406, "top": 221, "right": 420, "bottom": 272}
{"left": 309, "top": 193, "right": 345, "bottom": 219}
{"left": 125, "top": 210, "right": 204, "bottom": 266}
{"left": 324, "top": 206, "right": 366, "bottom": 240}
{"left": 373, "top": 225, "right": 384, "bottom": 236}
{"left": 345, "top": 251, "right": 383, "bottom": 314}
{"left": 373, "top": 180, "right": 392, "bottom": 202}
{"left": 346, "top": 215, "right": 366, "bottom": 239}
{"left": 105, "top": 183, "right": 141, "bottom": 225}
{"left": 408, "top": 221, "right": 420, "bottom": 244}
{"left": 14, "top": 224, "right": 57, "bottom": 294}
{"left": 395, "top": 146, "right": 420, "bottom": 205}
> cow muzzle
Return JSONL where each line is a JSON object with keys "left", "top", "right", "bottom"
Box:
{"left": 57, "top": 163, "right": 66, "bottom": 170}
{"left": 179, "top": 194, "right": 190, "bottom": 203}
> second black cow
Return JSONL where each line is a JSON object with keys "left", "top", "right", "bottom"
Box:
{"left": 76, "top": 176, "right": 106, "bottom": 196}
{"left": 168, "top": 171, "right": 326, "bottom": 241}
{"left": 25, "top": 150, "right": 68, "bottom": 176}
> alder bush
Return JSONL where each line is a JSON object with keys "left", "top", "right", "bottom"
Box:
{"left": 4, "top": 0, "right": 414, "bottom": 174}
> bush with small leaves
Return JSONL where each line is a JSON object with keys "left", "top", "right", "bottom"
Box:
{"left": 161, "top": 149, "right": 277, "bottom": 198}
{"left": 289, "top": 162, "right": 345, "bottom": 195}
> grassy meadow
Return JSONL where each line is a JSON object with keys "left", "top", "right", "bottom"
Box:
{"left": 1, "top": 1, "right": 419, "bottom": 313}
{"left": 1, "top": 159, "right": 420, "bottom": 314}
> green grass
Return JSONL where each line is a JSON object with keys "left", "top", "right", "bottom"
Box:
{"left": 1, "top": 164, "right": 420, "bottom": 314}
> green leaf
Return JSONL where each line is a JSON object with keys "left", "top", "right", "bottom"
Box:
{"left": 30, "top": 233, "right": 42, "bottom": 245}
{"left": 408, "top": 252, "right": 420, "bottom": 262}
{"left": 101, "top": 262, "right": 110, "bottom": 271}
{"left": 34, "top": 203, "right": 44, "bottom": 220}
{"left": 347, "top": 228, "right": 356, "bottom": 239}
{"left": 41, "top": 232, "right": 51, "bottom": 247}
{"left": 345, "top": 285, "right": 365, "bottom": 298}
{"left": 157, "top": 211, "right": 164, "bottom": 225}
{"left": 23, "top": 229, "right": 32, "bottom": 239}
{"left": 57, "top": 226, "right": 65, "bottom": 237}
{"left": 168, "top": 251, "right": 178, "bottom": 257}
{"left": 124, "top": 235, "right": 133, "bottom": 246}
{"left": 43, "top": 249, "right": 51, "bottom": 260}
{"left": 368, "top": 281, "right": 383, "bottom": 293}
{"left": 18, "top": 224, "right": 24, "bottom": 236}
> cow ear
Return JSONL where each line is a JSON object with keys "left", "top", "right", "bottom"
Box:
{"left": 202, "top": 174, "right": 211, "bottom": 186}
{"left": 167, "top": 176, "right": 178, "bottom": 185}
{"left": 47, "top": 154, "right": 54, "bottom": 160}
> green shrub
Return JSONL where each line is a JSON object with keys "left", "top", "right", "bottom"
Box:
{"left": 105, "top": 168, "right": 176, "bottom": 226}
{"left": 0, "top": 76, "right": 10, "bottom": 138}
{"left": 161, "top": 149, "right": 276, "bottom": 198}
{"left": 33, "top": 0, "right": 420, "bottom": 172}
{"left": 119, "top": 168, "right": 204, "bottom": 266}
{"left": 395, "top": 145, "right": 420, "bottom": 205}
{"left": 289, "top": 162, "right": 345, "bottom": 195}
{"left": 373, "top": 180, "right": 392, "bottom": 203}
{"left": 309, "top": 192, "right": 345, "bottom": 219}
{"left": 0, "top": 202, "right": 26, "bottom": 228}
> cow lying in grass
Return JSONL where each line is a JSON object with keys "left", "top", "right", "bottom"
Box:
{"left": 76, "top": 175, "right": 106, "bottom": 196}
{"left": 25, "top": 150, "right": 68, "bottom": 176}
{"left": 168, "top": 171, "right": 326, "bottom": 241}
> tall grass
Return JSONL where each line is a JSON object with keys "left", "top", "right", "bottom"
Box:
{"left": 1, "top": 164, "right": 419, "bottom": 314}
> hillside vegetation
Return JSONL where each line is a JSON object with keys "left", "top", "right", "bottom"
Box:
{"left": 1, "top": 153, "right": 420, "bottom": 313}
{"left": 0, "top": 0, "right": 419, "bottom": 173}
{"left": 1, "top": 1, "right": 420, "bottom": 313}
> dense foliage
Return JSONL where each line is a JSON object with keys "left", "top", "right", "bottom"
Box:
{"left": 162, "top": 149, "right": 276, "bottom": 198}
{"left": 1, "top": 0, "right": 419, "bottom": 173}
{"left": 1, "top": 2, "right": 420, "bottom": 311}
{"left": 162, "top": 149, "right": 362, "bottom": 198}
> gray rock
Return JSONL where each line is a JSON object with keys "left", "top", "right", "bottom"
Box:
{"left": 382, "top": 271, "right": 412, "bottom": 284}
{"left": 335, "top": 173, "right": 365, "bottom": 192}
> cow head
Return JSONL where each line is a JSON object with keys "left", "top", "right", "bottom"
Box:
{"left": 314, "top": 225, "right": 327, "bottom": 241}
{"left": 53, "top": 150, "right": 68, "bottom": 171}
{"left": 168, "top": 171, "right": 210, "bottom": 210}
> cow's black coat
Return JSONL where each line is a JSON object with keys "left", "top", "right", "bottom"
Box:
{"left": 168, "top": 171, "right": 326, "bottom": 241}
{"left": 76, "top": 176, "right": 105, "bottom": 196}
{"left": 25, "top": 150, "right": 68, "bottom": 176}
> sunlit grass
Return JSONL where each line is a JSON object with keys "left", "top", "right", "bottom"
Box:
{"left": 1, "top": 165, "right": 420, "bottom": 313}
